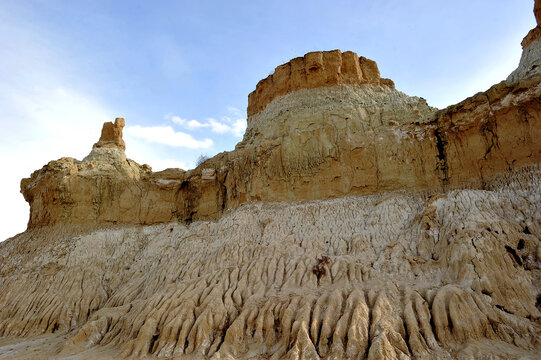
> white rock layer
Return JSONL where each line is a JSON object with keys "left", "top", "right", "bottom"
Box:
{"left": 0, "top": 165, "right": 540, "bottom": 359}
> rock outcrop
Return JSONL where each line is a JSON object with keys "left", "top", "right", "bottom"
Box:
{"left": 93, "top": 117, "right": 126, "bottom": 151}
{"left": 20, "top": 75, "right": 541, "bottom": 228}
{"left": 1, "top": 1, "right": 541, "bottom": 359}
{"left": 247, "top": 50, "right": 394, "bottom": 116}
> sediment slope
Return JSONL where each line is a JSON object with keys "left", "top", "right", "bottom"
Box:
{"left": 1, "top": 165, "right": 541, "bottom": 359}
{"left": 1, "top": 2, "right": 541, "bottom": 359}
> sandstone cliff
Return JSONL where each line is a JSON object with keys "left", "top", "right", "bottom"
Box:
{"left": 1, "top": 1, "right": 541, "bottom": 359}
{"left": 247, "top": 50, "right": 394, "bottom": 117}
{"left": 20, "top": 61, "right": 541, "bottom": 228}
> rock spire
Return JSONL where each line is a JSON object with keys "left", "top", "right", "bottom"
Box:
{"left": 93, "top": 117, "right": 126, "bottom": 151}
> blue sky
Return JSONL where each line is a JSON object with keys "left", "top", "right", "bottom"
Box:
{"left": 0, "top": 0, "right": 535, "bottom": 240}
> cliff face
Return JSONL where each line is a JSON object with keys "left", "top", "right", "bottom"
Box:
{"left": 3, "top": 167, "right": 541, "bottom": 359}
{"left": 2, "top": 2, "right": 541, "bottom": 359}
{"left": 21, "top": 71, "right": 541, "bottom": 228}
{"left": 247, "top": 50, "right": 394, "bottom": 117}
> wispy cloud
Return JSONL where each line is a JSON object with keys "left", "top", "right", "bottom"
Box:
{"left": 171, "top": 116, "right": 209, "bottom": 130}
{"left": 209, "top": 117, "right": 247, "bottom": 137}
{"left": 125, "top": 125, "right": 213, "bottom": 148}
{"left": 166, "top": 109, "right": 247, "bottom": 137}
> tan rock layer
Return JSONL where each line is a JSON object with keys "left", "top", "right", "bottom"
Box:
{"left": 247, "top": 50, "right": 394, "bottom": 117}
{"left": 20, "top": 77, "right": 541, "bottom": 228}
{"left": 93, "top": 117, "right": 126, "bottom": 151}
{"left": 521, "top": 26, "right": 541, "bottom": 49}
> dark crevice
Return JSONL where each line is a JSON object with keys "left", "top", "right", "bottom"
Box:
{"left": 184, "top": 212, "right": 195, "bottom": 225}
{"left": 504, "top": 245, "right": 522, "bottom": 266}
{"left": 495, "top": 304, "right": 514, "bottom": 315}
{"left": 434, "top": 128, "right": 448, "bottom": 185}
{"left": 480, "top": 120, "right": 497, "bottom": 160}
{"left": 221, "top": 184, "right": 228, "bottom": 212}
{"left": 364, "top": 291, "right": 373, "bottom": 359}
{"left": 312, "top": 255, "right": 330, "bottom": 285}
{"left": 149, "top": 333, "right": 159, "bottom": 353}
{"left": 517, "top": 239, "right": 525, "bottom": 250}
{"left": 212, "top": 318, "right": 229, "bottom": 356}
{"left": 172, "top": 182, "right": 183, "bottom": 221}
{"left": 523, "top": 226, "right": 531, "bottom": 235}
{"left": 179, "top": 180, "right": 198, "bottom": 224}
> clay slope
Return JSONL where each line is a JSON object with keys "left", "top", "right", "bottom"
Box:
{"left": 1, "top": 166, "right": 541, "bottom": 359}
{"left": 1, "top": 2, "right": 541, "bottom": 359}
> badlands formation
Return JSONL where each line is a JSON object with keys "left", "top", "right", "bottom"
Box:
{"left": 1, "top": 3, "right": 541, "bottom": 360}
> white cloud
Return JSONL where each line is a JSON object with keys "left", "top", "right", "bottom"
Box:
{"left": 166, "top": 111, "right": 247, "bottom": 138}
{"left": 207, "top": 117, "right": 247, "bottom": 137}
{"left": 186, "top": 119, "right": 210, "bottom": 130}
{"left": 170, "top": 115, "right": 211, "bottom": 130}
{"left": 125, "top": 142, "right": 189, "bottom": 171}
{"left": 207, "top": 118, "right": 231, "bottom": 134}
{"left": 231, "top": 118, "right": 247, "bottom": 137}
{"left": 125, "top": 125, "right": 213, "bottom": 148}
{"left": 170, "top": 115, "right": 185, "bottom": 125}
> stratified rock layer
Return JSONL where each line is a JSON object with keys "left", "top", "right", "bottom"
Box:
{"left": 2, "top": 165, "right": 541, "bottom": 359}
{"left": 2, "top": 2, "right": 541, "bottom": 358}
{"left": 20, "top": 77, "right": 541, "bottom": 228}
{"left": 247, "top": 50, "right": 394, "bottom": 116}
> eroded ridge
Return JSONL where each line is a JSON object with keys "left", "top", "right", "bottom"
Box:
{"left": 1, "top": 166, "right": 541, "bottom": 359}
{"left": 20, "top": 77, "right": 541, "bottom": 228}
{"left": 247, "top": 50, "right": 395, "bottom": 117}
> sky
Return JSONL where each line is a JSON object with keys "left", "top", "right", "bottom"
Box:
{"left": 0, "top": 0, "right": 536, "bottom": 241}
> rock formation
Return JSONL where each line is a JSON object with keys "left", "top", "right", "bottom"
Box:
{"left": 1, "top": 1, "right": 541, "bottom": 359}
{"left": 20, "top": 68, "right": 541, "bottom": 228}
{"left": 3, "top": 168, "right": 541, "bottom": 359}
{"left": 93, "top": 117, "right": 126, "bottom": 151}
{"left": 247, "top": 50, "right": 395, "bottom": 116}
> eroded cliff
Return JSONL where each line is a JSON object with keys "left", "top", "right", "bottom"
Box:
{"left": 20, "top": 71, "right": 541, "bottom": 228}
{"left": 1, "top": 1, "right": 541, "bottom": 359}
{"left": 2, "top": 165, "right": 541, "bottom": 359}
{"left": 247, "top": 50, "right": 395, "bottom": 117}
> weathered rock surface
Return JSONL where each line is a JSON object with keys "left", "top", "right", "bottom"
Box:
{"left": 2, "top": 165, "right": 541, "bottom": 359}
{"left": 247, "top": 50, "right": 394, "bottom": 117}
{"left": 20, "top": 76, "right": 541, "bottom": 228}
{"left": 2, "top": 1, "right": 541, "bottom": 359}
{"left": 93, "top": 117, "right": 126, "bottom": 151}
